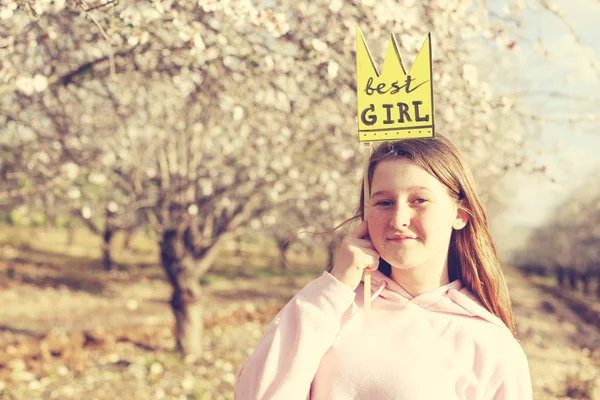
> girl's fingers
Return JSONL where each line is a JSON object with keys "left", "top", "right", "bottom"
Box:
{"left": 349, "top": 220, "right": 369, "bottom": 239}
{"left": 359, "top": 252, "right": 380, "bottom": 270}
{"left": 366, "top": 260, "right": 380, "bottom": 271}
{"left": 352, "top": 238, "right": 375, "bottom": 249}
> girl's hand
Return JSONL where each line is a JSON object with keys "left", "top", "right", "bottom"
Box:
{"left": 330, "top": 220, "right": 380, "bottom": 290}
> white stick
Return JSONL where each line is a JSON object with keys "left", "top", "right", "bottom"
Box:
{"left": 363, "top": 142, "right": 372, "bottom": 316}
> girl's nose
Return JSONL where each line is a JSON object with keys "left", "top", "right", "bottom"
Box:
{"left": 389, "top": 203, "right": 411, "bottom": 228}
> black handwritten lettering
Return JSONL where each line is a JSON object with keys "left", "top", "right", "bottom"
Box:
{"left": 364, "top": 75, "right": 429, "bottom": 96}
{"left": 360, "top": 104, "right": 377, "bottom": 125}
{"left": 404, "top": 76, "right": 414, "bottom": 93}
{"left": 365, "top": 77, "right": 376, "bottom": 95}
{"left": 413, "top": 101, "right": 429, "bottom": 122}
{"left": 406, "top": 77, "right": 428, "bottom": 93}
{"left": 382, "top": 104, "right": 394, "bottom": 124}
{"left": 397, "top": 102, "right": 412, "bottom": 123}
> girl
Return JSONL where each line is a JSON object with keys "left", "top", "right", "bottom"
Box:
{"left": 234, "top": 135, "right": 532, "bottom": 399}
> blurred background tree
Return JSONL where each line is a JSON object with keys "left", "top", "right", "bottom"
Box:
{"left": 513, "top": 176, "right": 600, "bottom": 294}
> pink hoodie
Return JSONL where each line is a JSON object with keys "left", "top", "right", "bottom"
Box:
{"left": 234, "top": 270, "right": 532, "bottom": 400}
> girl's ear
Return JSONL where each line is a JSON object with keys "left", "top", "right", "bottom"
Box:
{"left": 453, "top": 204, "right": 469, "bottom": 230}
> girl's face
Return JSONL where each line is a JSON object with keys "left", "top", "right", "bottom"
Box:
{"left": 367, "top": 158, "right": 468, "bottom": 271}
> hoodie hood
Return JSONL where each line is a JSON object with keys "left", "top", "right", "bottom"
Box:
{"left": 364, "top": 270, "right": 506, "bottom": 329}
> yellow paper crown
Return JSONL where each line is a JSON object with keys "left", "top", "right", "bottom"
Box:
{"left": 356, "top": 27, "right": 435, "bottom": 142}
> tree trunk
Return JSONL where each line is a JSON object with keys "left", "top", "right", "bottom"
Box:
{"left": 556, "top": 265, "right": 565, "bottom": 287}
{"left": 67, "top": 222, "right": 76, "bottom": 247}
{"left": 305, "top": 244, "right": 315, "bottom": 258}
{"left": 278, "top": 239, "right": 290, "bottom": 270}
{"left": 235, "top": 237, "right": 243, "bottom": 257}
{"left": 581, "top": 269, "right": 590, "bottom": 295}
{"left": 46, "top": 214, "right": 56, "bottom": 232}
{"left": 326, "top": 240, "right": 337, "bottom": 272}
{"left": 103, "top": 228, "right": 114, "bottom": 272}
{"left": 160, "top": 229, "right": 204, "bottom": 358}
{"left": 568, "top": 268, "right": 577, "bottom": 290}
{"left": 596, "top": 269, "right": 600, "bottom": 299}
{"left": 123, "top": 229, "right": 134, "bottom": 250}
{"left": 171, "top": 278, "right": 204, "bottom": 357}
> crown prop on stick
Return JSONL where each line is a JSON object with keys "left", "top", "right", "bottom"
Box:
{"left": 356, "top": 27, "right": 435, "bottom": 315}
{"left": 356, "top": 28, "right": 435, "bottom": 141}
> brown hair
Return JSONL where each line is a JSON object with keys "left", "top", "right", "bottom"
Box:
{"left": 357, "top": 135, "right": 516, "bottom": 336}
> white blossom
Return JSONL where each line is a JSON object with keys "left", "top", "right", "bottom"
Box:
{"left": 327, "top": 60, "right": 339, "bottom": 80}
{"left": 61, "top": 162, "right": 79, "bottom": 180}
{"left": 15, "top": 76, "right": 35, "bottom": 96}
{"left": 32, "top": 74, "right": 48, "bottom": 92}
{"left": 198, "top": 0, "right": 222, "bottom": 13}
{"left": 67, "top": 188, "right": 81, "bottom": 200}
{"left": 233, "top": 106, "right": 244, "bottom": 120}
{"left": 329, "top": 0, "right": 343, "bottom": 13}
{"left": 288, "top": 168, "right": 300, "bottom": 179}
{"left": 108, "top": 201, "right": 119, "bottom": 213}
{"left": 89, "top": 172, "right": 107, "bottom": 185}
{"left": 101, "top": 153, "right": 117, "bottom": 167}
{"left": 81, "top": 206, "right": 92, "bottom": 219}
{"left": 250, "top": 218, "right": 261, "bottom": 230}
{"left": 0, "top": 5, "right": 15, "bottom": 20}
{"left": 199, "top": 179, "right": 214, "bottom": 196}
{"left": 312, "top": 38, "right": 328, "bottom": 52}
{"left": 188, "top": 204, "right": 198, "bottom": 216}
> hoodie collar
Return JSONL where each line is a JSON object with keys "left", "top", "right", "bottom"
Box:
{"left": 364, "top": 270, "right": 506, "bottom": 329}
{"left": 368, "top": 269, "right": 462, "bottom": 308}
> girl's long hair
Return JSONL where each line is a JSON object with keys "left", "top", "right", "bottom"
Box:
{"left": 357, "top": 135, "right": 516, "bottom": 336}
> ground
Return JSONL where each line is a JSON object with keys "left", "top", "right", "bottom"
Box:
{"left": 0, "top": 226, "right": 598, "bottom": 399}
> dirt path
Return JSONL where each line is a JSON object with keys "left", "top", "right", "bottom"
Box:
{"left": 505, "top": 268, "right": 600, "bottom": 399}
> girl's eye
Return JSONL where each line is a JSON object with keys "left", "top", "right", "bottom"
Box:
{"left": 413, "top": 198, "right": 428, "bottom": 204}
{"left": 374, "top": 200, "right": 394, "bottom": 207}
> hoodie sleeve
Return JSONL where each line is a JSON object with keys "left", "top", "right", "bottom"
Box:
{"left": 234, "top": 271, "right": 357, "bottom": 400}
{"left": 483, "top": 342, "right": 533, "bottom": 400}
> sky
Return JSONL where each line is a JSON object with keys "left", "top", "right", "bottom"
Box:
{"left": 488, "top": 0, "right": 600, "bottom": 258}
